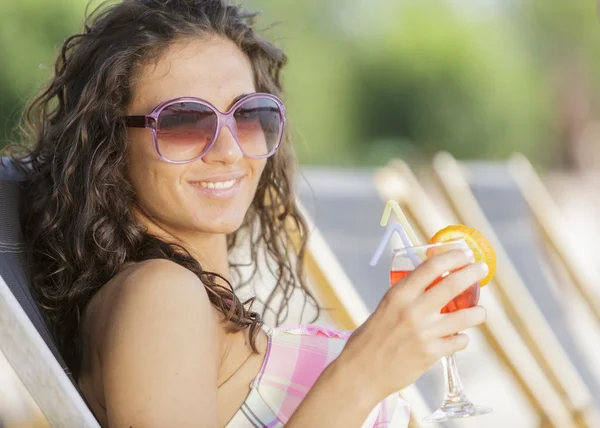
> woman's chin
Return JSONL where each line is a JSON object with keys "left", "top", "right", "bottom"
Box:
{"left": 194, "top": 217, "right": 246, "bottom": 236}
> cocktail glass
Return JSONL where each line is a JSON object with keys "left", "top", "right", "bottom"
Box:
{"left": 391, "top": 239, "right": 492, "bottom": 424}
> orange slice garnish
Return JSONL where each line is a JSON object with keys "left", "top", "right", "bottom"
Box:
{"left": 428, "top": 225, "right": 496, "bottom": 286}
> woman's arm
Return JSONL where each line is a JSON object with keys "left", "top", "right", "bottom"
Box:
{"left": 99, "top": 250, "right": 487, "bottom": 427}
{"left": 287, "top": 249, "right": 488, "bottom": 427}
{"left": 285, "top": 355, "right": 380, "bottom": 427}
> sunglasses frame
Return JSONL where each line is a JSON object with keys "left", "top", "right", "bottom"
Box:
{"left": 123, "top": 92, "right": 286, "bottom": 164}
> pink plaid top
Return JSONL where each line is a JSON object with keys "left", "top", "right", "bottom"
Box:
{"left": 225, "top": 325, "right": 410, "bottom": 427}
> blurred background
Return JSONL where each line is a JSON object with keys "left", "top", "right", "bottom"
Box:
{"left": 1, "top": 1, "right": 600, "bottom": 427}
{"left": 2, "top": 0, "right": 600, "bottom": 168}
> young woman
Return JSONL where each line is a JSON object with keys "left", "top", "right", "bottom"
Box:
{"left": 11, "top": 1, "right": 488, "bottom": 426}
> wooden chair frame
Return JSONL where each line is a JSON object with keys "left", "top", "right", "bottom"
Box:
{"left": 0, "top": 274, "right": 100, "bottom": 427}
{"left": 508, "top": 153, "right": 600, "bottom": 326}
{"left": 429, "top": 152, "right": 600, "bottom": 427}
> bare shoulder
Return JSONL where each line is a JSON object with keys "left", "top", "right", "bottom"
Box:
{"left": 98, "top": 258, "right": 218, "bottom": 352}
{"left": 115, "top": 258, "right": 209, "bottom": 303}
{"left": 93, "top": 259, "right": 222, "bottom": 427}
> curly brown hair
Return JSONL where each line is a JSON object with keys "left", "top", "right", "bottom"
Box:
{"left": 7, "top": 0, "right": 317, "bottom": 378}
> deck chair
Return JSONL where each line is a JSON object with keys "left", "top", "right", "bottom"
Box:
{"left": 430, "top": 152, "right": 600, "bottom": 427}
{"left": 508, "top": 153, "right": 600, "bottom": 326}
{"left": 0, "top": 160, "right": 100, "bottom": 427}
{"left": 375, "top": 159, "right": 581, "bottom": 428}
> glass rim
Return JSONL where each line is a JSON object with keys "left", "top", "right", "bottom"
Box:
{"left": 391, "top": 238, "right": 467, "bottom": 255}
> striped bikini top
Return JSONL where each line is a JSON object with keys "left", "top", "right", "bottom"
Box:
{"left": 225, "top": 325, "right": 410, "bottom": 427}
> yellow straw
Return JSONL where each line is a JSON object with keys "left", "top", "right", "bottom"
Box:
{"left": 380, "top": 200, "right": 421, "bottom": 245}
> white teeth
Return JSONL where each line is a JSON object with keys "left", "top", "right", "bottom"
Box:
{"left": 198, "top": 179, "right": 236, "bottom": 190}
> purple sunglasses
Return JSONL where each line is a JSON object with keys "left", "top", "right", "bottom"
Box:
{"left": 123, "top": 92, "right": 286, "bottom": 164}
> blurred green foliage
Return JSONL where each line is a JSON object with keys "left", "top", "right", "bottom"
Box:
{"left": 349, "top": 3, "right": 555, "bottom": 164}
{"left": 0, "top": 0, "right": 597, "bottom": 167}
{"left": 0, "top": 1, "right": 85, "bottom": 142}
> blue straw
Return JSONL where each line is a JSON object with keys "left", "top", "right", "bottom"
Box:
{"left": 370, "top": 223, "right": 422, "bottom": 268}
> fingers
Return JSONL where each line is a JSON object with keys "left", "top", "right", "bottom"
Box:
{"left": 432, "top": 333, "right": 471, "bottom": 358}
{"left": 383, "top": 250, "right": 473, "bottom": 311}
{"left": 418, "top": 261, "right": 488, "bottom": 313}
{"left": 401, "top": 250, "right": 472, "bottom": 296}
{"left": 426, "top": 306, "right": 487, "bottom": 339}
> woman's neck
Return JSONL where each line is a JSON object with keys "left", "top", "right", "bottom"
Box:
{"left": 185, "top": 233, "right": 230, "bottom": 277}
{"left": 136, "top": 211, "right": 230, "bottom": 279}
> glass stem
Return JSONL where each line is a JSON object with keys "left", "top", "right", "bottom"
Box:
{"left": 441, "top": 353, "right": 468, "bottom": 404}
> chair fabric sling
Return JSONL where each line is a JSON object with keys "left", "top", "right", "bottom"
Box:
{"left": 0, "top": 158, "right": 73, "bottom": 381}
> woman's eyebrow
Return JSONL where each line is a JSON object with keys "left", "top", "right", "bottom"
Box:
{"left": 229, "top": 92, "right": 254, "bottom": 107}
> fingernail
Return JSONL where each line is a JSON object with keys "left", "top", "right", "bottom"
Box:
{"left": 479, "top": 262, "right": 489, "bottom": 275}
{"left": 463, "top": 249, "right": 475, "bottom": 262}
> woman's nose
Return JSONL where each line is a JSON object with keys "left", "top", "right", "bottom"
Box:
{"left": 202, "top": 124, "right": 243, "bottom": 165}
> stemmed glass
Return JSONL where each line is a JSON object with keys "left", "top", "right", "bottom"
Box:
{"left": 391, "top": 239, "right": 492, "bottom": 423}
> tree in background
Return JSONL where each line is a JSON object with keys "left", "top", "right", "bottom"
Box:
{"left": 348, "top": 1, "right": 556, "bottom": 165}
{"left": 0, "top": 1, "right": 84, "bottom": 145}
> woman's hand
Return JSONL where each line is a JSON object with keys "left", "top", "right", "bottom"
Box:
{"left": 338, "top": 249, "right": 488, "bottom": 404}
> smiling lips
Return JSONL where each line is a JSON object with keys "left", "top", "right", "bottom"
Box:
{"left": 190, "top": 173, "right": 245, "bottom": 199}
{"left": 198, "top": 179, "right": 237, "bottom": 189}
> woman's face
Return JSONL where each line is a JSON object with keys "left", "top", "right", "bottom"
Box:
{"left": 126, "top": 36, "right": 267, "bottom": 238}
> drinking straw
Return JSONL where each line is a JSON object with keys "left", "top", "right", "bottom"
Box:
{"left": 369, "top": 223, "right": 416, "bottom": 266}
{"left": 380, "top": 201, "right": 421, "bottom": 244}
{"left": 369, "top": 200, "right": 422, "bottom": 267}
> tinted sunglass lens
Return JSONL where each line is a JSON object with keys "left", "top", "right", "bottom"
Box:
{"left": 156, "top": 102, "right": 218, "bottom": 162}
{"left": 233, "top": 97, "right": 282, "bottom": 157}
